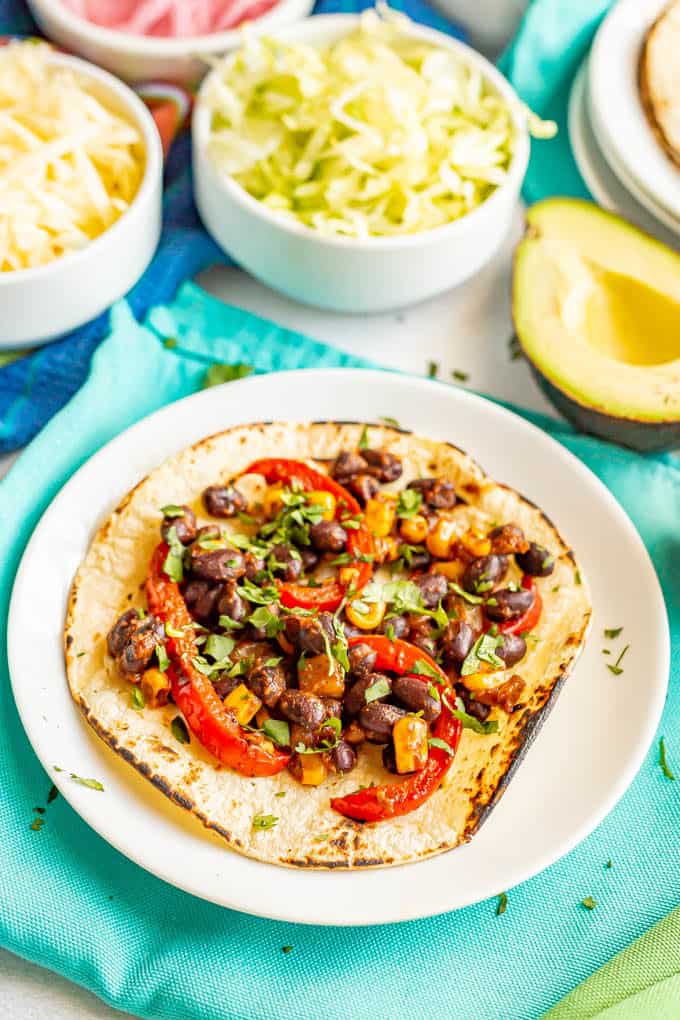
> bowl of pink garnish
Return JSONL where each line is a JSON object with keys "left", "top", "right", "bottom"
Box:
{"left": 27, "top": 0, "right": 314, "bottom": 84}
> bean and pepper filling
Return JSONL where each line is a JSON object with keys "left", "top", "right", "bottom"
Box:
{"left": 107, "top": 444, "right": 555, "bottom": 821}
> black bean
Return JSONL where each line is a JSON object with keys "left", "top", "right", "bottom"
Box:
{"left": 268, "top": 543, "right": 301, "bottom": 582}
{"left": 347, "top": 642, "right": 377, "bottom": 680}
{"left": 300, "top": 547, "right": 319, "bottom": 572}
{"left": 332, "top": 450, "right": 368, "bottom": 483}
{"left": 408, "top": 550, "right": 432, "bottom": 571}
{"left": 496, "top": 633, "right": 527, "bottom": 667}
{"left": 440, "top": 619, "right": 475, "bottom": 668}
{"left": 107, "top": 609, "right": 137, "bottom": 657}
{"left": 216, "top": 581, "right": 247, "bottom": 624}
{"left": 189, "top": 546, "right": 246, "bottom": 583}
{"left": 362, "top": 448, "right": 403, "bottom": 482}
{"left": 407, "top": 477, "right": 457, "bottom": 509}
{"left": 456, "top": 687, "right": 491, "bottom": 722}
{"left": 382, "top": 742, "right": 399, "bottom": 774}
{"left": 117, "top": 615, "right": 164, "bottom": 674}
{"left": 378, "top": 615, "right": 409, "bottom": 639}
{"left": 161, "top": 505, "right": 196, "bottom": 545}
{"left": 247, "top": 664, "right": 289, "bottom": 708}
{"left": 278, "top": 690, "right": 326, "bottom": 729}
{"left": 411, "top": 634, "right": 437, "bottom": 658}
{"left": 212, "top": 673, "right": 242, "bottom": 700}
{"left": 413, "top": 571, "right": 448, "bottom": 608}
{"left": 516, "top": 542, "right": 555, "bottom": 577}
{"left": 489, "top": 523, "right": 529, "bottom": 555}
{"left": 359, "top": 702, "right": 405, "bottom": 743}
{"left": 485, "top": 587, "right": 535, "bottom": 622}
{"left": 342, "top": 620, "right": 364, "bottom": 640}
{"left": 330, "top": 741, "right": 357, "bottom": 774}
{"left": 392, "top": 675, "right": 441, "bottom": 722}
{"left": 284, "top": 612, "right": 335, "bottom": 655}
{"left": 202, "top": 484, "right": 247, "bottom": 518}
{"left": 462, "top": 554, "right": 508, "bottom": 594}
{"left": 182, "top": 579, "right": 220, "bottom": 622}
{"left": 408, "top": 615, "right": 435, "bottom": 657}
{"left": 348, "top": 473, "right": 379, "bottom": 505}
{"left": 321, "top": 698, "right": 343, "bottom": 721}
{"left": 344, "top": 672, "right": 391, "bottom": 716}
{"left": 310, "top": 520, "right": 347, "bottom": 553}
{"left": 243, "top": 551, "right": 265, "bottom": 581}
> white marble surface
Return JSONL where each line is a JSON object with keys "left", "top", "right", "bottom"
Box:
{"left": 1, "top": 202, "right": 558, "bottom": 1017}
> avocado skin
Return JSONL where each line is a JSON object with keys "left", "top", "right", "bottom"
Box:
{"left": 529, "top": 365, "right": 680, "bottom": 454}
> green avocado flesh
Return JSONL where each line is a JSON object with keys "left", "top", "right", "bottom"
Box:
{"left": 513, "top": 199, "right": 680, "bottom": 450}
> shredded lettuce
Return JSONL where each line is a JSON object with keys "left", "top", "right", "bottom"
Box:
{"left": 203, "top": 7, "right": 522, "bottom": 238}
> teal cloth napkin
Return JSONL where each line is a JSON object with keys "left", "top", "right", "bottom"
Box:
{"left": 1, "top": 282, "right": 679, "bottom": 1020}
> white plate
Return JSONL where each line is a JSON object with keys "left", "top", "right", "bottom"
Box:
{"left": 568, "top": 61, "right": 679, "bottom": 248}
{"left": 8, "top": 370, "right": 669, "bottom": 925}
{"left": 589, "top": 0, "right": 680, "bottom": 225}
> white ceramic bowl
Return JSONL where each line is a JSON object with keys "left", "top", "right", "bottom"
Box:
{"left": 192, "top": 15, "right": 529, "bottom": 313}
{"left": 27, "top": 0, "right": 315, "bottom": 86}
{"left": 0, "top": 52, "right": 163, "bottom": 350}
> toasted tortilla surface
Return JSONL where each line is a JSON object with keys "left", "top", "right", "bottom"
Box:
{"left": 65, "top": 422, "right": 591, "bottom": 868}
{"left": 639, "top": 1, "right": 680, "bottom": 168}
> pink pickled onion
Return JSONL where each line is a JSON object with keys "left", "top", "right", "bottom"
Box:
{"left": 61, "top": 0, "right": 279, "bottom": 36}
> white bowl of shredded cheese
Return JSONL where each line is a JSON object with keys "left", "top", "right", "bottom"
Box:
{"left": 0, "top": 41, "right": 162, "bottom": 348}
{"left": 192, "top": 10, "right": 531, "bottom": 313}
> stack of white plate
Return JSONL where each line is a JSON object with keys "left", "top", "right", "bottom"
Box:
{"left": 568, "top": 0, "right": 680, "bottom": 249}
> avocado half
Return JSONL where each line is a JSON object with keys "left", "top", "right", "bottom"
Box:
{"left": 513, "top": 198, "right": 680, "bottom": 452}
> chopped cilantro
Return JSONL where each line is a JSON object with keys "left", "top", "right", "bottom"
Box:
{"left": 427, "top": 683, "right": 441, "bottom": 702}
{"left": 252, "top": 813, "right": 278, "bottom": 831}
{"left": 659, "top": 738, "right": 675, "bottom": 780}
{"left": 237, "top": 511, "right": 257, "bottom": 526}
{"left": 30, "top": 817, "right": 44, "bottom": 832}
{"left": 248, "top": 606, "right": 284, "bottom": 638}
{"left": 202, "top": 362, "right": 253, "bottom": 389}
{"left": 508, "top": 335, "right": 522, "bottom": 361}
{"left": 155, "top": 644, "right": 169, "bottom": 673}
{"left": 396, "top": 488, "right": 423, "bottom": 519}
{"left": 358, "top": 425, "right": 369, "bottom": 450}
{"left": 460, "top": 632, "right": 504, "bottom": 676}
{"left": 263, "top": 719, "right": 290, "bottom": 747}
{"left": 365, "top": 677, "right": 391, "bottom": 704}
{"left": 575, "top": 570, "right": 582, "bottom": 585}
{"left": 160, "top": 504, "right": 185, "bottom": 518}
{"left": 385, "top": 623, "right": 396, "bottom": 641}
{"left": 275, "top": 791, "right": 286, "bottom": 798}
{"left": 47, "top": 784, "right": 58, "bottom": 804}
{"left": 282, "top": 945, "right": 293, "bottom": 953}
{"left": 607, "top": 644, "right": 629, "bottom": 676}
{"left": 428, "top": 736, "right": 455, "bottom": 755}
{"left": 411, "top": 658, "right": 441, "bottom": 681}
{"left": 130, "top": 686, "right": 145, "bottom": 711}
{"left": 449, "top": 702, "right": 499, "bottom": 736}
{"left": 204, "top": 633, "right": 235, "bottom": 662}
{"left": 380, "top": 416, "right": 401, "bottom": 429}
{"left": 162, "top": 525, "right": 184, "bottom": 583}
{"left": 496, "top": 892, "right": 508, "bottom": 916}
{"left": 70, "top": 774, "right": 104, "bottom": 792}
{"left": 581, "top": 896, "right": 597, "bottom": 910}
{"left": 171, "top": 716, "right": 190, "bottom": 745}
{"left": 604, "top": 627, "right": 623, "bottom": 639}
{"left": 451, "top": 369, "right": 469, "bottom": 383}
{"left": 240, "top": 578, "right": 281, "bottom": 606}
{"left": 605, "top": 859, "right": 613, "bottom": 869}
{"left": 219, "top": 614, "right": 244, "bottom": 631}
{"left": 450, "top": 582, "right": 485, "bottom": 606}
{"left": 427, "top": 360, "right": 439, "bottom": 379}
{"left": 165, "top": 623, "right": 187, "bottom": 638}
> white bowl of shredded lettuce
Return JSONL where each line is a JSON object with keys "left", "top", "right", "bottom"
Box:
{"left": 193, "top": 8, "right": 532, "bottom": 312}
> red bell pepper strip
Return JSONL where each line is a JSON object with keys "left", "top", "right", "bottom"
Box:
{"left": 146, "top": 543, "right": 290, "bottom": 778}
{"left": 330, "top": 637, "right": 462, "bottom": 822}
{"left": 242, "top": 458, "right": 374, "bottom": 611}
{"left": 486, "top": 576, "right": 542, "bottom": 636}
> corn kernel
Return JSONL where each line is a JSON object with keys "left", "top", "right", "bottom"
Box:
{"left": 461, "top": 670, "right": 506, "bottom": 693}
{"left": 298, "top": 654, "right": 346, "bottom": 697}
{"left": 365, "top": 496, "right": 397, "bottom": 538}
{"left": 262, "top": 484, "right": 285, "bottom": 519}
{"left": 300, "top": 752, "right": 327, "bottom": 786}
{"left": 224, "top": 683, "right": 262, "bottom": 725}
{"left": 433, "top": 560, "right": 465, "bottom": 581}
{"left": 426, "top": 517, "right": 458, "bottom": 559}
{"left": 140, "top": 668, "right": 171, "bottom": 708}
{"left": 393, "top": 715, "right": 429, "bottom": 774}
{"left": 306, "top": 490, "right": 336, "bottom": 521}
{"left": 399, "top": 513, "right": 429, "bottom": 544}
{"left": 459, "top": 528, "right": 491, "bottom": 558}
{"left": 346, "top": 597, "right": 386, "bottom": 630}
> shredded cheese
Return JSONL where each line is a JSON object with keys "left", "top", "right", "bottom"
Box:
{"left": 0, "top": 41, "right": 144, "bottom": 272}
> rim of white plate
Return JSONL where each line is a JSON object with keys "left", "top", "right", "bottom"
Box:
{"left": 8, "top": 370, "right": 669, "bottom": 925}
